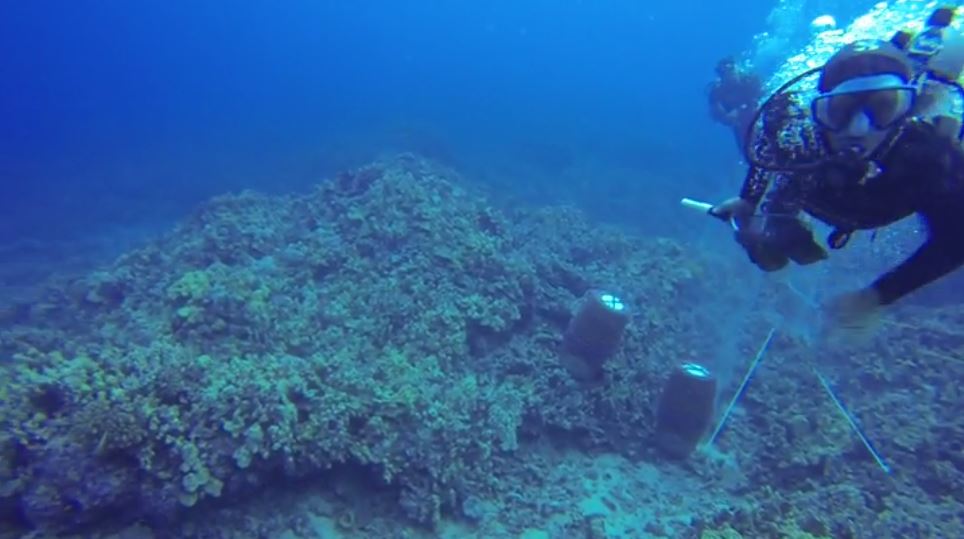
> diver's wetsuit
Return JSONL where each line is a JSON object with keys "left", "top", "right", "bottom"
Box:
{"left": 709, "top": 73, "right": 763, "bottom": 153}
{"left": 738, "top": 93, "right": 964, "bottom": 305}
{"left": 709, "top": 74, "right": 763, "bottom": 122}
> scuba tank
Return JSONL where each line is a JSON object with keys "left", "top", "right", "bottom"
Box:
{"left": 891, "top": 6, "right": 957, "bottom": 77}
{"left": 891, "top": 6, "right": 964, "bottom": 141}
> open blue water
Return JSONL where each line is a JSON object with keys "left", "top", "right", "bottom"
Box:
{"left": 0, "top": 1, "right": 781, "bottom": 241}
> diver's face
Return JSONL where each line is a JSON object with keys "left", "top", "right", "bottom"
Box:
{"left": 823, "top": 112, "right": 892, "bottom": 154}
{"left": 812, "top": 73, "right": 917, "bottom": 155}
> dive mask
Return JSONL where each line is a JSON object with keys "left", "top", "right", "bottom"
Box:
{"left": 811, "top": 74, "right": 918, "bottom": 132}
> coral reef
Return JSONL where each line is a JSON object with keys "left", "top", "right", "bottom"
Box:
{"left": 0, "top": 154, "right": 710, "bottom": 535}
{"left": 0, "top": 153, "right": 961, "bottom": 538}
{"left": 700, "top": 301, "right": 964, "bottom": 538}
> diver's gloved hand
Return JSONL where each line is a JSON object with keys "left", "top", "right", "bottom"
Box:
{"left": 708, "top": 196, "right": 754, "bottom": 223}
{"left": 733, "top": 216, "right": 827, "bottom": 272}
{"left": 734, "top": 226, "right": 790, "bottom": 272}
{"left": 778, "top": 220, "right": 828, "bottom": 266}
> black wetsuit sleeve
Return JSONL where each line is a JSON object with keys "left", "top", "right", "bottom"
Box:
{"left": 872, "top": 203, "right": 964, "bottom": 305}
{"left": 871, "top": 140, "right": 964, "bottom": 305}
{"left": 736, "top": 75, "right": 763, "bottom": 106}
{"left": 738, "top": 92, "right": 810, "bottom": 209}
{"left": 739, "top": 166, "right": 779, "bottom": 208}
{"left": 709, "top": 84, "right": 728, "bottom": 123}
{"left": 739, "top": 123, "right": 783, "bottom": 208}
{"left": 739, "top": 163, "right": 800, "bottom": 212}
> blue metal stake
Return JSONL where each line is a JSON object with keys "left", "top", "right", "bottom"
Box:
{"left": 706, "top": 327, "right": 778, "bottom": 447}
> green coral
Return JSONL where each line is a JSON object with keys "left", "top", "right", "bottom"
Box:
{"left": 166, "top": 270, "right": 211, "bottom": 303}
{"left": 0, "top": 154, "right": 713, "bottom": 534}
{"left": 701, "top": 528, "right": 744, "bottom": 539}
{"left": 70, "top": 396, "right": 148, "bottom": 455}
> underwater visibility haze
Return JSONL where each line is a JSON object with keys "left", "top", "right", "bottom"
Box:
{"left": 0, "top": 1, "right": 777, "bottom": 241}
{"left": 0, "top": 1, "right": 962, "bottom": 538}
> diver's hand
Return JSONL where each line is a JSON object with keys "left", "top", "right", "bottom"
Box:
{"left": 820, "top": 287, "right": 884, "bottom": 344}
{"left": 735, "top": 230, "right": 789, "bottom": 272}
{"left": 709, "top": 196, "right": 753, "bottom": 222}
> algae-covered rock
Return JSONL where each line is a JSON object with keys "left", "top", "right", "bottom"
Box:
{"left": 0, "top": 154, "right": 710, "bottom": 534}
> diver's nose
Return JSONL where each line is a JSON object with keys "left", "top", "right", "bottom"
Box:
{"left": 844, "top": 111, "right": 872, "bottom": 137}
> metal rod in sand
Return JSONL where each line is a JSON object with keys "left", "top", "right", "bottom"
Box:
{"left": 705, "top": 326, "right": 778, "bottom": 447}
{"left": 782, "top": 278, "right": 892, "bottom": 474}
{"left": 813, "top": 367, "right": 891, "bottom": 474}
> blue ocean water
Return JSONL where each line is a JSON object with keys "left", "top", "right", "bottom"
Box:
{"left": 2, "top": 1, "right": 963, "bottom": 537}
{"left": 0, "top": 1, "right": 779, "bottom": 242}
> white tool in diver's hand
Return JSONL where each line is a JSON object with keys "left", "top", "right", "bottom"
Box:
{"left": 680, "top": 197, "right": 715, "bottom": 214}
{"left": 680, "top": 197, "right": 740, "bottom": 230}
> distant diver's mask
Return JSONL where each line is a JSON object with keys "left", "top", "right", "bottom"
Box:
{"left": 811, "top": 75, "right": 917, "bottom": 133}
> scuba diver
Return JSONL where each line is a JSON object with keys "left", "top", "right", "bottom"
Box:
{"left": 708, "top": 6, "right": 964, "bottom": 331}
{"left": 708, "top": 56, "right": 764, "bottom": 155}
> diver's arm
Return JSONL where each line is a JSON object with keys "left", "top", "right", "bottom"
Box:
{"left": 873, "top": 182, "right": 964, "bottom": 306}
{"left": 709, "top": 90, "right": 729, "bottom": 123}
{"left": 744, "top": 76, "right": 763, "bottom": 103}
{"left": 717, "top": 92, "right": 805, "bottom": 218}
{"left": 872, "top": 133, "right": 964, "bottom": 305}
{"left": 871, "top": 212, "right": 964, "bottom": 305}
{"left": 712, "top": 162, "right": 791, "bottom": 221}
{"left": 737, "top": 99, "right": 799, "bottom": 211}
{"left": 737, "top": 163, "right": 802, "bottom": 213}
{"left": 738, "top": 166, "right": 771, "bottom": 209}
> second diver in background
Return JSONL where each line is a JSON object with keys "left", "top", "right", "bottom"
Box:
{"left": 707, "top": 56, "right": 764, "bottom": 156}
